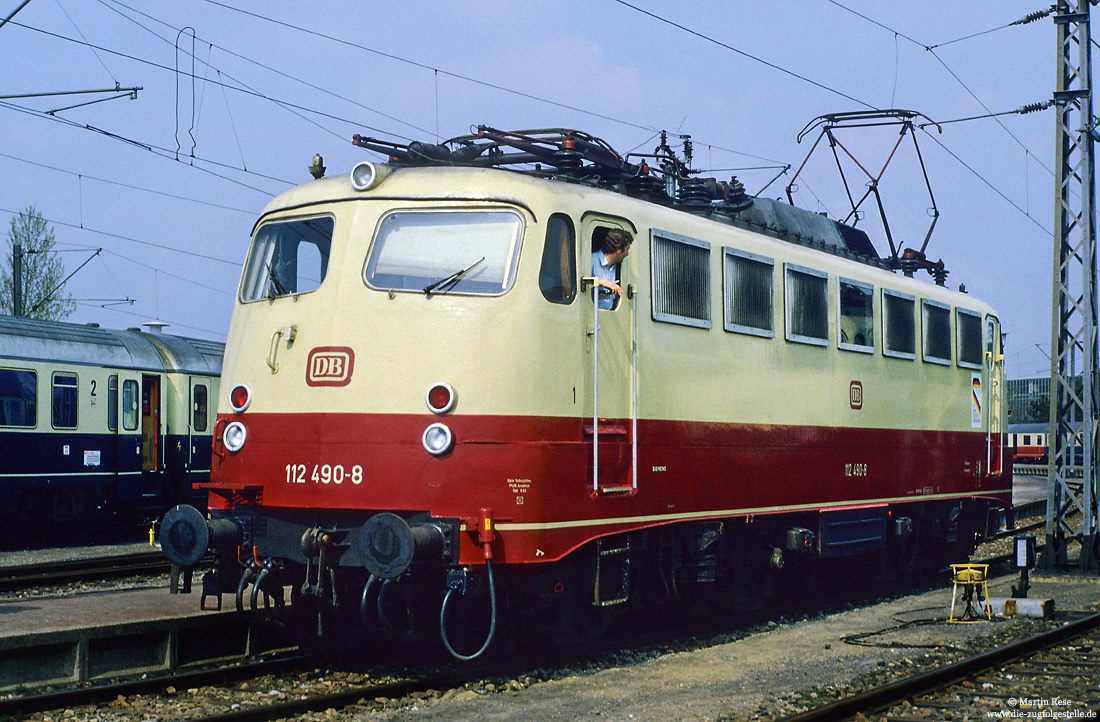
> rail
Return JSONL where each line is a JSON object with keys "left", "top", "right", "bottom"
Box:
{"left": 0, "top": 549, "right": 170, "bottom": 591}
{"left": 776, "top": 610, "right": 1100, "bottom": 721}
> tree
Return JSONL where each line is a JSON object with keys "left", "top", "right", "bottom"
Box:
{"left": 1, "top": 206, "right": 75, "bottom": 320}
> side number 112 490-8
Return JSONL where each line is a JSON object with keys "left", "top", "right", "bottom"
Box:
{"left": 285, "top": 463, "right": 363, "bottom": 485}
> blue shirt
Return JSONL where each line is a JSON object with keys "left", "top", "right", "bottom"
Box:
{"left": 591, "top": 251, "right": 618, "bottom": 310}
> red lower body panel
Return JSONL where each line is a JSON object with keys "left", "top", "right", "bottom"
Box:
{"left": 206, "top": 412, "right": 1011, "bottom": 565}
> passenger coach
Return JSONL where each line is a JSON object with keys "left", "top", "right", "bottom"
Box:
{"left": 161, "top": 127, "right": 1011, "bottom": 658}
{"left": 0, "top": 316, "right": 223, "bottom": 527}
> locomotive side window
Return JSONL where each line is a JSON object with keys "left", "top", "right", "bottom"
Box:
{"left": 122, "top": 379, "right": 139, "bottom": 431}
{"left": 784, "top": 264, "right": 828, "bottom": 346}
{"left": 651, "top": 230, "right": 711, "bottom": 328}
{"left": 539, "top": 214, "right": 577, "bottom": 304}
{"left": 240, "top": 215, "right": 334, "bottom": 301}
{"left": 365, "top": 210, "right": 524, "bottom": 296}
{"left": 723, "top": 248, "right": 774, "bottom": 337}
{"left": 52, "top": 373, "right": 78, "bottom": 429}
{"left": 882, "top": 289, "right": 915, "bottom": 359}
{"left": 838, "top": 278, "right": 874, "bottom": 353}
{"left": 108, "top": 375, "right": 118, "bottom": 432}
{"left": 922, "top": 299, "right": 952, "bottom": 365}
{"left": 956, "top": 309, "right": 983, "bottom": 369}
{"left": 0, "top": 368, "right": 36, "bottom": 428}
{"left": 192, "top": 383, "right": 209, "bottom": 433}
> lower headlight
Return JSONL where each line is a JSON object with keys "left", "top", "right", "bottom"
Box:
{"left": 223, "top": 421, "right": 247, "bottom": 453}
{"left": 422, "top": 422, "right": 453, "bottom": 456}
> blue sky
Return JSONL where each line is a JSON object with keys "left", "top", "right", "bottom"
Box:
{"left": 0, "top": 1, "right": 1058, "bottom": 377}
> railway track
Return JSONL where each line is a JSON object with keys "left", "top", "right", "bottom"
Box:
{"left": 0, "top": 549, "right": 170, "bottom": 592}
{"left": 0, "top": 654, "right": 310, "bottom": 718}
{"left": 777, "top": 610, "right": 1100, "bottom": 721}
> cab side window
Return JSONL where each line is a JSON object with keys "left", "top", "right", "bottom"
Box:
{"left": 539, "top": 214, "right": 577, "bottom": 304}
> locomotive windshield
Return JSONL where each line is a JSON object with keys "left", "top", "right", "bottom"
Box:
{"left": 364, "top": 210, "right": 524, "bottom": 296}
{"left": 240, "top": 215, "right": 334, "bottom": 302}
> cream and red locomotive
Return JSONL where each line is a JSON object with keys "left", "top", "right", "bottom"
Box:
{"left": 161, "top": 127, "right": 1011, "bottom": 658}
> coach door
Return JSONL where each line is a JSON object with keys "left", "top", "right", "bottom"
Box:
{"left": 582, "top": 216, "right": 637, "bottom": 494}
{"left": 113, "top": 373, "right": 142, "bottom": 499}
{"left": 141, "top": 375, "right": 161, "bottom": 482}
{"left": 188, "top": 376, "right": 211, "bottom": 478}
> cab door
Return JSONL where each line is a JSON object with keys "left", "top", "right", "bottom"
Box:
{"left": 581, "top": 216, "right": 637, "bottom": 494}
{"left": 985, "top": 316, "right": 1005, "bottom": 476}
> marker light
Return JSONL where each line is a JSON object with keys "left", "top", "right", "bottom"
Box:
{"left": 229, "top": 383, "right": 251, "bottom": 414}
{"left": 350, "top": 161, "right": 380, "bottom": 191}
{"left": 426, "top": 382, "right": 456, "bottom": 414}
{"left": 223, "top": 421, "right": 247, "bottom": 453}
{"left": 422, "top": 422, "right": 454, "bottom": 456}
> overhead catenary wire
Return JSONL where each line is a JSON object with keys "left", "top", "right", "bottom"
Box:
{"left": 197, "top": 0, "right": 662, "bottom": 135}
{"left": 3, "top": 20, "right": 403, "bottom": 149}
{"left": 0, "top": 152, "right": 255, "bottom": 215}
{"left": 0, "top": 205, "right": 241, "bottom": 266}
{"left": 99, "top": 0, "right": 435, "bottom": 141}
{"left": 918, "top": 128, "right": 1052, "bottom": 237}
{"left": 610, "top": 0, "right": 878, "bottom": 111}
{"left": 108, "top": 1, "right": 790, "bottom": 167}
{"left": 0, "top": 98, "right": 288, "bottom": 195}
{"left": 824, "top": 1, "right": 1055, "bottom": 178}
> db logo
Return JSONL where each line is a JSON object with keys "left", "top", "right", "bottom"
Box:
{"left": 849, "top": 380, "right": 863, "bottom": 410}
{"left": 306, "top": 347, "right": 355, "bottom": 387}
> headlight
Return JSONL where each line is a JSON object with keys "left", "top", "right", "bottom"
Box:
{"left": 223, "top": 421, "right": 247, "bottom": 453}
{"left": 422, "top": 422, "right": 453, "bottom": 456}
{"left": 350, "top": 161, "right": 379, "bottom": 191}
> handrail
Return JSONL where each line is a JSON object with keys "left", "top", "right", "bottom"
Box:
{"left": 582, "top": 277, "right": 600, "bottom": 493}
{"left": 630, "top": 285, "right": 638, "bottom": 490}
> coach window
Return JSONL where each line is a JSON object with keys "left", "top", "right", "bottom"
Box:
{"left": 922, "top": 299, "right": 952, "bottom": 365}
{"left": 785, "top": 264, "right": 828, "bottom": 346}
{"left": 956, "top": 309, "right": 983, "bottom": 369}
{"left": 122, "top": 379, "right": 139, "bottom": 431}
{"left": 838, "top": 278, "right": 873, "bottom": 353}
{"left": 882, "top": 289, "right": 916, "bottom": 360}
{"left": 539, "top": 214, "right": 577, "bottom": 304}
{"left": 0, "top": 368, "right": 36, "bottom": 427}
{"left": 365, "top": 209, "right": 524, "bottom": 295}
{"left": 192, "top": 384, "right": 209, "bottom": 433}
{"left": 52, "top": 373, "right": 78, "bottom": 429}
{"left": 240, "top": 214, "right": 334, "bottom": 301}
{"left": 723, "top": 248, "right": 774, "bottom": 337}
{"left": 108, "top": 375, "right": 119, "bottom": 431}
{"left": 651, "top": 230, "right": 711, "bottom": 328}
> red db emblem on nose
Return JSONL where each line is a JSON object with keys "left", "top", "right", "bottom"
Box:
{"left": 306, "top": 347, "right": 355, "bottom": 387}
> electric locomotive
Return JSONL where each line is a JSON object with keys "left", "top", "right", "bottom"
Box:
{"left": 161, "top": 127, "right": 1011, "bottom": 658}
{"left": 0, "top": 316, "right": 223, "bottom": 529}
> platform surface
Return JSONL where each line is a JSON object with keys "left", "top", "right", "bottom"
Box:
{"left": 0, "top": 586, "right": 220, "bottom": 639}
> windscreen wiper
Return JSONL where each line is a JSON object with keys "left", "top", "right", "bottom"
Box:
{"left": 423, "top": 257, "right": 485, "bottom": 296}
{"left": 266, "top": 262, "right": 288, "bottom": 298}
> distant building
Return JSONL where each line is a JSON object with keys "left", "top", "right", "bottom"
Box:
{"left": 1006, "top": 376, "right": 1051, "bottom": 425}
